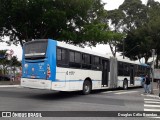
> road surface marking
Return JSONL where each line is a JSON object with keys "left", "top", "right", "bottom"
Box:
{"left": 101, "top": 90, "right": 124, "bottom": 94}
{"left": 0, "top": 85, "right": 20, "bottom": 88}
{"left": 141, "top": 94, "right": 160, "bottom": 98}
{"left": 144, "top": 97, "right": 160, "bottom": 116}
{"left": 144, "top": 101, "right": 160, "bottom": 104}
{"left": 144, "top": 104, "right": 160, "bottom": 107}
{"left": 101, "top": 91, "right": 114, "bottom": 93}
{"left": 144, "top": 98, "right": 160, "bottom": 101}
{"left": 144, "top": 108, "right": 160, "bottom": 111}
{"left": 149, "top": 117, "right": 160, "bottom": 119}
{"left": 114, "top": 91, "right": 138, "bottom": 94}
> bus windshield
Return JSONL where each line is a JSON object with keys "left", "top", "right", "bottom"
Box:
{"left": 24, "top": 40, "right": 48, "bottom": 59}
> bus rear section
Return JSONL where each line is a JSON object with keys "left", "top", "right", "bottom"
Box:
{"left": 21, "top": 39, "right": 57, "bottom": 90}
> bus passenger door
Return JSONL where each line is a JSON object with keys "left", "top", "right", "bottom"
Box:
{"left": 130, "top": 65, "right": 134, "bottom": 85}
{"left": 102, "top": 60, "right": 109, "bottom": 87}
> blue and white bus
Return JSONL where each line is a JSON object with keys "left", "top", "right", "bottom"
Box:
{"left": 21, "top": 39, "right": 150, "bottom": 94}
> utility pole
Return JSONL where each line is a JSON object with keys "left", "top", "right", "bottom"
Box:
{"left": 151, "top": 49, "right": 155, "bottom": 94}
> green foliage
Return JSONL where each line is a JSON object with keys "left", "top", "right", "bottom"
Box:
{"left": 116, "top": 0, "right": 160, "bottom": 65}
{"left": 0, "top": 50, "right": 21, "bottom": 75}
{"left": 119, "top": 0, "right": 147, "bottom": 31}
{"left": 0, "top": 50, "right": 7, "bottom": 57}
{"left": 107, "top": 9, "right": 125, "bottom": 31}
{"left": 10, "top": 56, "right": 21, "bottom": 67}
{"left": 82, "top": 23, "right": 109, "bottom": 46}
{"left": 105, "top": 9, "right": 125, "bottom": 57}
{"left": 0, "top": 0, "right": 110, "bottom": 47}
{"left": 0, "top": 50, "right": 8, "bottom": 67}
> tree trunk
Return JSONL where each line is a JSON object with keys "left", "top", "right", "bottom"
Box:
{"left": 109, "top": 42, "right": 116, "bottom": 57}
{"left": 144, "top": 56, "right": 149, "bottom": 64}
{"left": 19, "top": 40, "right": 23, "bottom": 47}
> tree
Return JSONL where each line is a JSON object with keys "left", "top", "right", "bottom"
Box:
{"left": 0, "top": 0, "right": 110, "bottom": 47}
{"left": 0, "top": 50, "right": 21, "bottom": 75}
{"left": 0, "top": 50, "right": 6, "bottom": 59}
{"left": 119, "top": 0, "right": 148, "bottom": 31}
{"left": 146, "top": 0, "right": 160, "bottom": 68}
{"left": 106, "top": 9, "right": 125, "bottom": 57}
{"left": 115, "top": 0, "right": 153, "bottom": 63}
{"left": 116, "top": 0, "right": 160, "bottom": 66}
{"left": 101, "top": 0, "right": 147, "bottom": 58}
{"left": 11, "top": 56, "right": 21, "bottom": 67}
{"left": 10, "top": 56, "right": 21, "bottom": 79}
{"left": 117, "top": 27, "right": 153, "bottom": 63}
{"left": 0, "top": 50, "right": 9, "bottom": 74}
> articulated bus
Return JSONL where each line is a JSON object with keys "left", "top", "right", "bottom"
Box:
{"left": 21, "top": 39, "right": 150, "bottom": 94}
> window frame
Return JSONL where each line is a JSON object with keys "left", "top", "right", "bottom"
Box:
{"left": 56, "top": 47, "right": 69, "bottom": 67}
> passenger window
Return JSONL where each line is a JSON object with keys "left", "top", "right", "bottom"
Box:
{"left": 57, "top": 48, "right": 68, "bottom": 67}
{"left": 57, "top": 48, "right": 61, "bottom": 60}
{"left": 75, "top": 52, "right": 81, "bottom": 63}
{"left": 69, "top": 51, "right": 74, "bottom": 62}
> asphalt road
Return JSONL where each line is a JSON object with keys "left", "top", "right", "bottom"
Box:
{"left": 0, "top": 86, "right": 160, "bottom": 120}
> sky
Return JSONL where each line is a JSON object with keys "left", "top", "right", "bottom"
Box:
{"left": 102, "top": 0, "right": 149, "bottom": 10}
{"left": 0, "top": 0, "right": 160, "bottom": 61}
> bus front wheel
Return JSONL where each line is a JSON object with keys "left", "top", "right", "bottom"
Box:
{"left": 82, "top": 80, "right": 92, "bottom": 95}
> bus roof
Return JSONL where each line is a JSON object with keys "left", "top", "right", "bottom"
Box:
{"left": 57, "top": 40, "right": 110, "bottom": 59}
{"left": 28, "top": 39, "right": 147, "bottom": 66}
{"left": 56, "top": 40, "right": 146, "bottom": 66}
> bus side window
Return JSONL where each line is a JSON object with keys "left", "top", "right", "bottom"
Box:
{"left": 69, "top": 51, "right": 81, "bottom": 68}
{"left": 92, "top": 56, "right": 101, "bottom": 70}
{"left": 57, "top": 48, "right": 62, "bottom": 61}
{"left": 118, "top": 62, "right": 124, "bottom": 76}
{"left": 57, "top": 48, "right": 68, "bottom": 67}
{"left": 69, "top": 51, "right": 74, "bottom": 62}
{"left": 123, "top": 63, "right": 130, "bottom": 76}
{"left": 82, "top": 54, "right": 91, "bottom": 69}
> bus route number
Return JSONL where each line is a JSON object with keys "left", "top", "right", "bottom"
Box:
{"left": 66, "top": 71, "right": 75, "bottom": 75}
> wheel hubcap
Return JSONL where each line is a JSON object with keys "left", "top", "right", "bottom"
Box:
{"left": 85, "top": 85, "right": 89, "bottom": 92}
{"left": 124, "top": 83, "right": 127, "bottom": 89}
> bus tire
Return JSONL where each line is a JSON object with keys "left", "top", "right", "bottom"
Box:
{"left": 123, "top": 79, "right": 128, "bottom": 90}
{"left": 82, "top": 80, "right": 92, "bottom": 95}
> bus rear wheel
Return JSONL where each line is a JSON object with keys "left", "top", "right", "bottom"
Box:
{"left": 82, "top": 80, "right": 92, "bottom": 95}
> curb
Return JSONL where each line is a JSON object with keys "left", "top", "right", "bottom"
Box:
{"left": 0, "top": 85, "right": 20, "bottom": 88}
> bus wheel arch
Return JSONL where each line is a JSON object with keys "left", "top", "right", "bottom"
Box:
{"left": 82, "top": 78, "right": 92, "bottom": 95}
{"left": 123, "top": 78, "right": 128, "bottom": 90}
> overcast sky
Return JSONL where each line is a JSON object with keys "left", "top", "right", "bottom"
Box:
{"left": 103, "top": 0, "right": 160, "bottom": 10}
{"left": 1, "top": 0, "right": 160, "bottom": 61}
